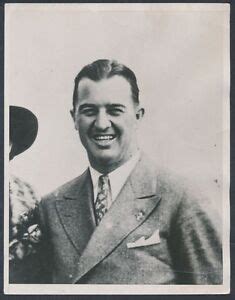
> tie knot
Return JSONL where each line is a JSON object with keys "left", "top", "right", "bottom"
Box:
{"left": 99, "top": 174, "right": 109, "bottom": 188}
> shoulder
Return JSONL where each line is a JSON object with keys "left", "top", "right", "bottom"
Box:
{"left": 138, "top": 153, "right": 190, "bottom": 202}
{"left": 41, "top": 169, "right": 89, "bottom": 205}
{"left": 139, "top": 154, "right": 220, "bottom": 227}
{"left": 10, "top": 175, "right": 39, "bottom": 225}
{"left": 154, "top": 165, "right": 221, "bottom": 231}
{"left": 10, "top": 174, "right": 39, "bottom": 203}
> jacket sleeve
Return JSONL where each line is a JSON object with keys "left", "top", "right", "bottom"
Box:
{"left": 169, "top": 193, "right": 223, "bottom": 284}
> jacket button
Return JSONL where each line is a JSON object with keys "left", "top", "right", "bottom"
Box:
{"left": 135, "top": 210, "right": 145, "bottom": 221}
{"left": 69, "top": 274, "right": 73, "bottom": 278}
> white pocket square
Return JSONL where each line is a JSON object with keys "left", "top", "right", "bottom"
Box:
{"left": 127, "top": 229, "right": 161, "bottom": 249}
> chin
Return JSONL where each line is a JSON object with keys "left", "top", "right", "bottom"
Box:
{"left": 89, "top": 150, "right": 119, "bottom": 169}
{"left": 95, "top": 152, "right": 116, "bottom": 164}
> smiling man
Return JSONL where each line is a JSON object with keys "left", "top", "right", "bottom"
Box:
{"left": 39, "top": 59, "right": 222, "bottom": 284}
{"left": 71, "top": 74, "right": 143, "bottom": 174}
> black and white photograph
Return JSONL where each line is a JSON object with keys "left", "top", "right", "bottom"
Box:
{"left": 4, "top": 3, "right": 230, "bottom": 294}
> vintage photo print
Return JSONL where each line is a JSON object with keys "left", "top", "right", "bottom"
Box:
{"left": 4, "top": 3, "right": 230, "bottom": 295}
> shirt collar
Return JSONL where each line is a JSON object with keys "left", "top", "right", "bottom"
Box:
{"left": 89, "top": 151, "right": 140, "bottom": 203}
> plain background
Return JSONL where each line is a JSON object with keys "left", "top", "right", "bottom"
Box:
{"left": 5, "top": 3, "right": 229, "bottom": 211}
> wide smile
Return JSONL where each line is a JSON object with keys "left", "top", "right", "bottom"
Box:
{"left": 91, "top": 134, "right": 117, "bottom": 147}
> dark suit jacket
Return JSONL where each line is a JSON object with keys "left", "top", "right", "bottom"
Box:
{"left": 39, "top": 154, "right": 222, "bottom": 284}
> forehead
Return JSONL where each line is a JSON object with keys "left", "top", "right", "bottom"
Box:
{"left": 77, "top": 76, "right": 133, "bottom": 104}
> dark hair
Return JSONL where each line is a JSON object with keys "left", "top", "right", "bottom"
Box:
{"left": 72, "top": 59, "right": 139, "bottom": 112}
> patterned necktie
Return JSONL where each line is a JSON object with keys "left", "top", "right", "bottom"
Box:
{"left": 95, "top": 175, "right": 110, "bottom": 225}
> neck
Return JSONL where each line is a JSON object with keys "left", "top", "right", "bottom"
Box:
{"left": 89, "top": 150, "right": 140, "bottom": 174}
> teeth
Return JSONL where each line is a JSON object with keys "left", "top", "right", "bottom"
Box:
{"left": 94, "top": 135, "right": 114, "bottom": 141}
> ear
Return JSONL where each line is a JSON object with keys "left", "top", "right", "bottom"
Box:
{"left": 136, "top": 107, "right": 145, "bottom": 120}
{"left": 70, "top": 109, "right": 78, "bottom": 130}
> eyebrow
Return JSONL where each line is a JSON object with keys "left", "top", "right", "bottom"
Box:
{"left": 107, "top": 104, "right": 126, "bottom": 108}
{"left": 78, "top": 103, "right": 126, "bottom": 112}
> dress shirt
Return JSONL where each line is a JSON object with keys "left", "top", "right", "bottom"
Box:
{"left": 89, "top": 151, "right": 140, "bottom": 209}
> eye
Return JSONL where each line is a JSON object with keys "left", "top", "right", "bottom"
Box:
{"left": 80, "top": 108, "right": 97, "bottom": 116}
{"left": 107, "top": 108, "right": 124, "bottom": 116}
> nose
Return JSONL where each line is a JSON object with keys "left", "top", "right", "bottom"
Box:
{"left": 94, "top": 109, "right": 111, "bottom": 130}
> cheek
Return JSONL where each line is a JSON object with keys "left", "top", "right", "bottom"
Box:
{"left": 76, "top": 117, "right": 90, "bottom": 132}
{"left": 118, "top": 117, "right": 138, "bottom": 137}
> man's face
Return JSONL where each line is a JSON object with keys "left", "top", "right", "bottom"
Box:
{"left": 71, "top": 76, "right": 144, "bottom": 172}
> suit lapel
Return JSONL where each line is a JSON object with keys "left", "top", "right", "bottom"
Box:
{"left": 55, "top": 170, "right": 96, "bottom": 255}
{"left": 73, "top": 154, "right": 161, "bottom": 283}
